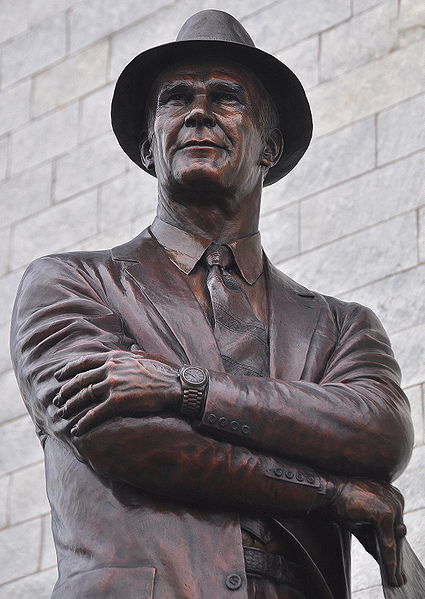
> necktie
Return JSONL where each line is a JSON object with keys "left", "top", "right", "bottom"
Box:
{"left": 204, "top": 243, "right": 268, "bottom": 377}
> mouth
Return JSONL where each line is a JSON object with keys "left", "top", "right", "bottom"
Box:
{"left": 180, "top": 140, "right": 225, "bottom": 150}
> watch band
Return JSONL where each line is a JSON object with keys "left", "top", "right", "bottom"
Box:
{"left": 179, "top": 365, "right": 209, "bottom": 418}
{"left": 182, "top": 388, "right": 204, "bottom": 417}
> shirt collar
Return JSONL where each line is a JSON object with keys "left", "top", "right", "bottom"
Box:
{"left": 150, "top": 217, "right": 264, "bottom": 285}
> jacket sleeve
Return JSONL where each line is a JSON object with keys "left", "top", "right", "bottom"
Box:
{"left": 10, "top": 254, "right": 330, "bottom": 515}
{"left": 198, "top": 302, "right": 414, "bottom": 481}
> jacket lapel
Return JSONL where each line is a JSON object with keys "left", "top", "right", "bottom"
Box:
{"left": 267, "top": 259, "right": 320, "bottom": 381}
{"left": 112, "top": 229, "right": 224, "bottom": 371}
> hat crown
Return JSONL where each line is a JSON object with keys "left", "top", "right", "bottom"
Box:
{"left": 176, "top": 10, "right": 255, "bottom": 47}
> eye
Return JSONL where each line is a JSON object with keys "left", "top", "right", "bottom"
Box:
{"left": 165, "top": 93, "right": 191, "bottom": 106}
{"left": 214, "top": 92, "right": 240, "bottom": 104}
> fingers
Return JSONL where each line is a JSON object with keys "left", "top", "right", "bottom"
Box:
{"left": 394, "top": 524, "right": 407, "bottom": 586}
{"left": 375, "top": 515, "right": 398, "bottom": 587}
{"left": 70, "top": 401, "right": 115, "bottom": 437}
{"left": 53, "top": 366, "right": 105, "bottom": 406}
{"left": 57, "top": 381, "right": 107, "bottom": 419}
{"left": 54, "top": 353, "right": 110, "bottom": 381}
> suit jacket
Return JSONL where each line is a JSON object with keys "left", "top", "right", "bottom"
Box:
{"left": 10, "top": 227, "right": 414, "bottom": 599}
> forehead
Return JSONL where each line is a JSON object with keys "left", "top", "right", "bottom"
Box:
{"left": 151, "top": 58, "right": 263, "bottom": 95}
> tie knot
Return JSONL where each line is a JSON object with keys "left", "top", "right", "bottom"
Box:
{"left": 204, "top": 244, "right": 233, "bottom": 270}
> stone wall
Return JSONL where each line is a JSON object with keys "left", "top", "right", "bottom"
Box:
{"left": 0, "top": 1, "right": 423, "bottom": 597}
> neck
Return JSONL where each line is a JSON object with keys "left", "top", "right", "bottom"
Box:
{"left": 156, "top": 182, "right": 262, "bottom": 243}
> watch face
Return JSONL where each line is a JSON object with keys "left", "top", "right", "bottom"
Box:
{"left": 183, "top": 367, "right": 206, "bottom": 385}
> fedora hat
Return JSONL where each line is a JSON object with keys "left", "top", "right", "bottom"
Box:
{"left": 111, "top": 9, "right": 313, "bottom": 186}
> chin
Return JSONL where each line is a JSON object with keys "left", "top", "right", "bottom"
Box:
{"left": 175, "top": 161, "right": 231, "bottom": 191}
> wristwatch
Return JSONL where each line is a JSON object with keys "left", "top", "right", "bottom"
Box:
{"left": 179, "top": 365, "right": 209, "bottom": 417}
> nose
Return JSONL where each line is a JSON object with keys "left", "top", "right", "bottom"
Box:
{"left": 184, "top": 96, "right": 216, "bottom": 128}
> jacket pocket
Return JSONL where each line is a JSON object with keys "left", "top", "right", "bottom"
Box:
{"left": 52, "top": 565, "right": 156, "bottom": 599}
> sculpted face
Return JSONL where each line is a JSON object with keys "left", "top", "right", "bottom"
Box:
{"left": 142, "top": 59, "right": 280, "bottom": 197}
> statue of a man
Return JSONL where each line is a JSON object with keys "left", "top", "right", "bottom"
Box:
{"left": 11, "top": 10, "right": 414, "bottom": 599}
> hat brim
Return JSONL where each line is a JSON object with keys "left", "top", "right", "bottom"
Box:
{"left": 111, "top": 39, "right": 313, "bottom": 186}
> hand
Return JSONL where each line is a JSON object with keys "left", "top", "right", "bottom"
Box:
{"left": 53, "top": 351, "right": 181, "bottom": 436}
{"left": 327, "top": 478, "right": 406, "bottom": 587}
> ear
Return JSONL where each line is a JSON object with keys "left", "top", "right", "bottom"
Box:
{"left": 140, "top": 132, "right": 155, "bottom": 171}
{"left": 260, "top": 128, "right": 284, "bottom": 169}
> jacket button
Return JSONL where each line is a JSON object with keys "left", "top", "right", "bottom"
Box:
{"left": 285, "top": 470, "right": 294, "bottom": 479}
{"left": 230, "top": 420, "right": 239, "bottom": 431}
{"left": 207, "top": 413, "right": 217, "bottom": 424}
{"left": 241, "top": 425, "right": 250, "bottom": 435}
{"left": 225, "top": 573, "right": 242, "bottom": 590}
{"left": 296, "top": 472, "right": 305, "bottom": 481}
{"left": 274, "top": 468, "right": 283, "bottom": 477}
{"left": 219, "top": 417, "right": 228, "bottom": 427}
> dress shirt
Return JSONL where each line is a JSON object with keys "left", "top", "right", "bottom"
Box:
{"left": 150, "top": 217, "right": 268, "bottom": 328}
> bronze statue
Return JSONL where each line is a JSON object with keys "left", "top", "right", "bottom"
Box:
{"left": 10, "top": 10, "right": 419, "bottom": 599}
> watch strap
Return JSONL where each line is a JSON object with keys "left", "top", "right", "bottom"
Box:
{"left": 181, "top": 388, "right": 204, "bottom": 417}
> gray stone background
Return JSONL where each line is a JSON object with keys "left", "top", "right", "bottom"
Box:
{"left": 0, "top": 0, "right": 423, "bottom": 597}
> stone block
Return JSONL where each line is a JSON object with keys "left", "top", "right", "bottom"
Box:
{"left": 309, "top": 40, "right": 424, "bottom": 138}
{"left": 10, "top": 104, "right": 78, "bottom": 176}
{"left": 28, "top": 0, "right": 77, "bottom": 26}
{"left": 352, "top": 0, "right": 382, "bottom": 13}
{"left": 1, "top": 14, "right": 66, "bottom": 88}
{"left": 320, "top": 1, "right": 398, "bottom": 81}
{"left": 0, "top": 228, "right": 10, "bottom": 276}
{"left": 0, "top": 567, "right": 57, "bottom": 599}
{"left": 351, "top": 535, "right": 381, "bottom": 592}
{"left": 0, "top": 369, "right": 27, "bottom": 423}
{"left": 339, "top": 264, "right": 425, "bottom": 335}
{"left": 0, "top": 414, "right": 43, "bottom": 476}
{"left": 0, "top": 79, "right": 31, "bottom": 136}
{"left": 99, "top": 168, "right": 157, "bottom": 232}
{"left": 378, "top": 94, "right": 425, "bottom": 165}
{"left": 260, "top": 204, "right": 299, "bottom": 262}
{"left": 0, "top": 0, "right": 29, "bottom": 45}
{"left": 263, "top": 117, "right": 375, "bottom": 214}
{"left": 9, "top": 462, "right": 50, "bottom": 524}
{"left": 404, "top": 385, "right": 423, "bottom": 447}
{"left": 55, "top": 133, "right": 126, "bottom": 202}
{"left": 419, "top": 206, "right": 425, "bottom": 263}
{"left": 109, "top": 2, "right": 185, "bottom": 80}
{"left": 279, "top": 212, "right": 417, "bottom": 296}
{"left": 75, "top": 222, "right": 133, "bottom": 252}
{"left": 80, "top": 83, "right": 114, "bottom": 143}
{"left": 69, "top": 0, "right": 172, "bottom": 51}
{"left": 0, "top": 136, "right": 8, "bottom": 181}
{"left": 352, "top": 585, "right": 383, "bottom": 599}
{"left": 391, "top": 324, "right": 425, "bottom": 388}
{"left": 275, "top": 36, "right": 319, "bottom": 90}
{"left": 395, "top": 445, "right": 425, "bottom": 512}
{"left": 0, "top": 475, "right": 8, "bottom": 529}
{"left": 404, "top": 508, "right": 425, "bottom": 561}
{"left": 131, "top": 211, "right": 157, "bottom": 237}
{"left": 0, "top": 519, "right": 41, "bottom": 584}
{"left": 243, "top": 0, "right": 351, "bottom": 55}
{"left": 11, "top": 189, "right": 98, "bottom": 270}
{"left": 0, "top": 321, "right": 12, "bottom": 374}
{"left": 399, "top": 0, "right": 425, "bottom": 29}
{"left": 33, "top": 40, "right": 109, "bottom": 117}
{"left": 300, "top": 152, "right": 424, "bottom": 251}
{"left": 41, "top": 514, "right": 57, "bottom": 570}
{"left": 0, "top": 164, "right": 52, "bottom": 228}
{"left": 0, "top": 268, "right": 25, "bottom": 327}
